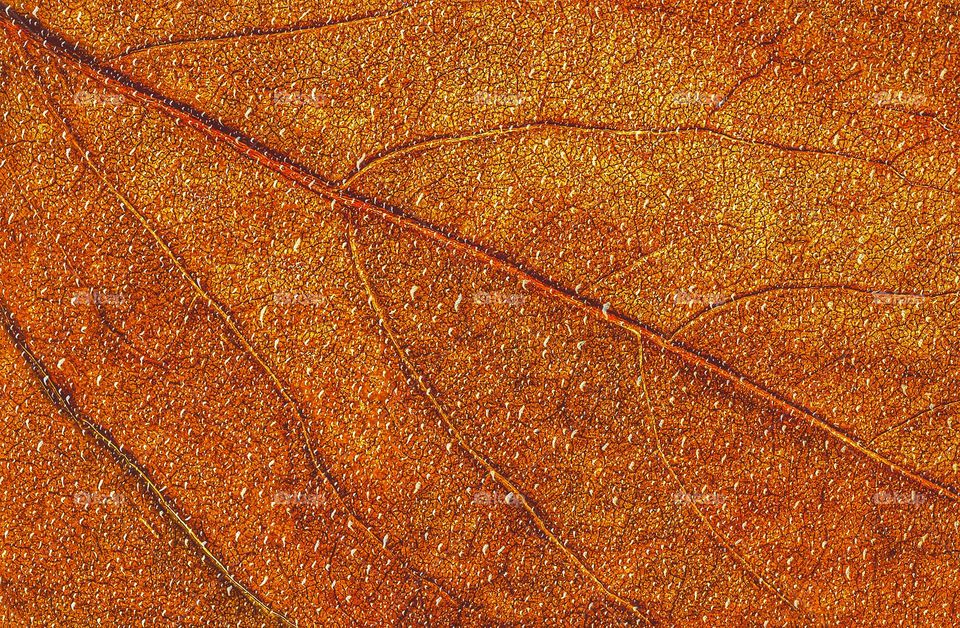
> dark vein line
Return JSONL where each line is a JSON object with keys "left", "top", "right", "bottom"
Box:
{"left": 109, "top": 2, "right": 424, "bottom": 60}
{"left": 707, "top": 54, "right": 779, "bottom": 115}
{"left": 581, "top": 245, "right": 670, "bottom": 292}
{"left": 0, "top": 299, "right": 295, "bottom": 627}
{"left": 89, "top": 292, "right": 170, "bottom": 371}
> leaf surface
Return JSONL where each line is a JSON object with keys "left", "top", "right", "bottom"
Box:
{"left": 1, "top": 0, "right": 959, "bottom": 625}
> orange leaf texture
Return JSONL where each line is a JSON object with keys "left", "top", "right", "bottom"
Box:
{"left": 1, "top": 0, "right": 959, "bottom": 625}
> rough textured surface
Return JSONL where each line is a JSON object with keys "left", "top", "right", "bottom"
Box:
{"left": 0, "top": 0, "right": 958, "bottom": 625}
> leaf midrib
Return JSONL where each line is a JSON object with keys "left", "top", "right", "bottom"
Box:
{"left": 2, "top": 1, "right": 952, "bottom": 508}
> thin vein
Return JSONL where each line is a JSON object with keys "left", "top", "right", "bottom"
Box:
{"left": 339, "top": 120, "right": 956, "bottom": 196}
{"left": 669, "top": 283, "right": 960, "bottom": 342}
{"left": 636, "top": 341, "right": 802, "bottom": 616}
{"left": 110, "top": 2, "right": 425, "bottom": 60}
{"left": 345, "top": 219, "right": 653, "bottom": 625}
{"left": 869, "top": 400, "right": 960, "bottom": 445}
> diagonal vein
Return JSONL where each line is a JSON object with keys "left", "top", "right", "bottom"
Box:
{"left": 635, "top": 341, "right": 803, "bottom": 617}
{"left": 345, "top": 218, "right": 653, "bottom": 625}
{"left": 868, "top": 400, "right": 960, "bottom": 445}
{"left": 0, "top": 300, "right": 296, "bottom": 627}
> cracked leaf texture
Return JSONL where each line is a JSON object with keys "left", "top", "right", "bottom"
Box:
{"left": 1, "top": 0, "right": 959, "bottom": 625}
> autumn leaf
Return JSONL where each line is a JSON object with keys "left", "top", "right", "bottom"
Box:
{"left": 1, "top": 0, "right": 959, "bottom": 625}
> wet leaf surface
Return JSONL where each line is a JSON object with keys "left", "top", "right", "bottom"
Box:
{"left": 1, "top": 0, "right": 959, "bottom": 625}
